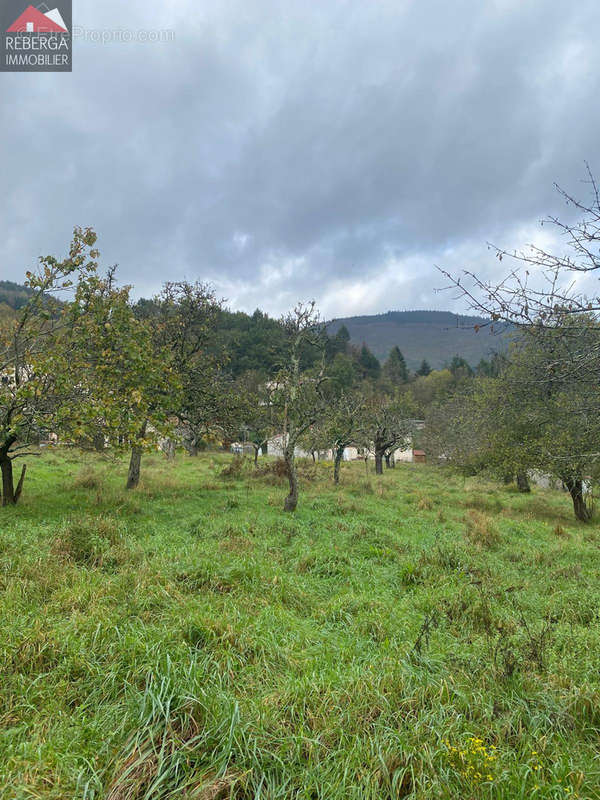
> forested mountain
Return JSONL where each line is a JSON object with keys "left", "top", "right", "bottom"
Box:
{"left": 2, "top": 280, "right": 505, "bottom": 372}
{"left": 0, "top": 280, "right": 34, "bottom": 310}
{"left": 327, "top": 310, "right": 507, "bottom": 369}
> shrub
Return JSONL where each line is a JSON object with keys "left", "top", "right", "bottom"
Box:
{"left": 253, "top": 458, "right": 289, "bottom": 484}
{"left": 219, "top": 454, "right": 249, "bottom": 479}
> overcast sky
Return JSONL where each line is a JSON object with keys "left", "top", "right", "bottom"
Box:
{"left": 1, "top": 0, "right": 599, "bottom": 318}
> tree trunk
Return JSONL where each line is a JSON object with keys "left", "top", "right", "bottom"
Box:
{"left": 126, "top": 421, "right": 147, "bottom": 490}
{"left": 374, "top": 449, "right": 384, "bottom": 475}
{"left": 563, "top": 476, "right": 592, "bottom": 522}
{"left": 184, "top": 437, "right": 199, "bottom": 456}
{"left": 384, "top": 453, "right": 391, "bottom": 469}
{"left": 284, "top": 448, "right": 298, "bottom": 512}
{"left": 253, "top": 446, "right": 259, "bottom": 467}
{"left": 1, "top": 454, "right": 14, "bottom": 505}
{"left": 14, "top": 464, "right": 26, "bottom": 503}
{"left": 161, "top": 438, "right": 175, "bottom": 460}
{"left": 516, "top": 471, "right": 530, "bottom": 493}
{"left": 333, "top": 446, "right": 344, "bottom": 485}
{"left": 126, "top": 447, "right": 143, "bottom": 490}
{"left": 0, "top": 454, "right": 25, "bottom": 506}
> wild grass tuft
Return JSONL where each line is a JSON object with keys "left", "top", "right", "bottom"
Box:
{"left": 53, "top": 515, "right": 126, "bottom": 567}
{"left": 73, "top": 464, "right": 104, "bottom": 489}
{"left": 464, "top": 510, "right": 501, "bottom": 548}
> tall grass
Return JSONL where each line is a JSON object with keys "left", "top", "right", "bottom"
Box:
{"left": 0, "top": 452, "right": 598, "bottom": 798}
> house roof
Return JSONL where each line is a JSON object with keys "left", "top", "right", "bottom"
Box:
{"left": 7, "top": 5, "right": 67, "bottom": 33}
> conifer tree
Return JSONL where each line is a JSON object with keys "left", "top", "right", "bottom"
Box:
{"left": 383, "top": 345, "right": 408, "bottom": 385}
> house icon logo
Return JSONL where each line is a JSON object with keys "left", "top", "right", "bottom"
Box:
{"left": 7, "top": 4, "right": 68, "bottom": 33}
{"left": 1, "top": 0, "right": 72, "bottom": 71}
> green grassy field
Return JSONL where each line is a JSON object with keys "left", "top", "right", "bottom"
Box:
{"left": 1, "top": 452, "right": 599, "bottom": 799}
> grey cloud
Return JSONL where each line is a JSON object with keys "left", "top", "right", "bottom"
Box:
{"left": 1, "top": 0, "right": 599, "bottom": 317}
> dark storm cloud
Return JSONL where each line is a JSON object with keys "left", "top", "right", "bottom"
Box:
{"left": 1, "top": 0, "right": 599, "bottom": 316}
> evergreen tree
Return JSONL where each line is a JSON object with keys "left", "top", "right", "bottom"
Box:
{"left": 449, "top": 355, "right": 473, "bottom": 379}
{"left": 326, "top": 324, "right": 352, "bottom": 361}
{"left": 383, "top": 346, "right": 408, "bottom": 385}
{"left": 358, "top": 343, "right": 381, "bottom": 381}
{"left": 334, "top": 324, "right": 351, "bottom": 350}
{"left": 476, "top": 358, "right": 493, "bottom": 377}
{"left": 416, "top": 359, "right": 432, "bottom": 377}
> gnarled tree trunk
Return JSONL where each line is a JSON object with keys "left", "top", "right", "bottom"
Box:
{"left": 0, "top": 450, "right": 26, "bottom": 506}
{"left": 374, "top": 448, "right": 384, "bottom": 475}
{"left": 563, "top": 476, "right": 592, "bottom": 522}
{"left": 161, "top": 438, "right": 176, "bottom": 460}
{"left": 126, "top": 420, "right": 147, "bottom": 490}
{"left": 183, "top": 436, "right": 199, "bottom": 456}
{"left": 333, "top": 445, "right": 344, "bottom": 485}
{"left": 516, "top": 471, "right": 530, "bottom": 493}
{"left": 283, "top": 447, "right": 298, "bottom": 512}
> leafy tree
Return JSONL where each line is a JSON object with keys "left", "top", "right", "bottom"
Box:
{"left": 212, "top": 307, "right": 289, "bottom": 378}
{"left": 299, "top": 422, "right": 331, "bottom": 463}
{"left": 430, "top": 323, "right": 600, "bottom": 521}
{"left": 127, "top": 282, "right": 222, "bottom": 489}
{"left": 271, "top": 302, "right": 328, "bottom": 511}
{"left": 409, "top": 369, "right": 455, "bottom": 415}
{"left": 361, "top": 391, "right": 416, "bottom": 475}
{"left": 0, "top": 228, "right": 101, "bottom": 504}
{"left": 245, "top": 411, "right": 274, "bottom": 464}
{"left": 328, "top": 352, "right": 358, "bottom": 393}
{"left": 60, "top": 267, "right": 179, "bottom": 470}
{"left": 424, "top": 382, "right": 532, "bottom": 490}
{"left": 487, "top": 324, "right": 600, "bottom": 520}
{"left": 440, "top": 171, "right": 600, "bottom": 519}
{"left": 323, "top": 391, "right": 365, "bottom": 484}
{"left": 178, "top": 370, "right": 248, "bottom": 456}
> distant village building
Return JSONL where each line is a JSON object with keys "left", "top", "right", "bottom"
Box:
{"left": 233, "top": 433, "right": 426, "bottom": 463}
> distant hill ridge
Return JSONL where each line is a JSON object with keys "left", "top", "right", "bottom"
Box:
{"left": 0, "top": 280, "right": 506, "bottom": 370}
{"left": 0, "top": 280, "right": 35, "bottom": 311}
{"left": 327, "top": 309, "right": 507, "bottom": 370}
